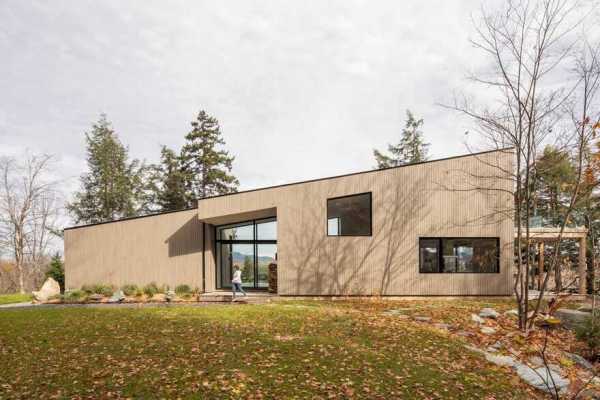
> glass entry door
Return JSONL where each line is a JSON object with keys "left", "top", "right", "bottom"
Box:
{"left": 216, "top": 218, "right": 277, "bottom": 290}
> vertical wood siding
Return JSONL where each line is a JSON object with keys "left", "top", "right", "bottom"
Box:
{"left": 65, "top": 150, "right": 514, "bottom": 296}
{"left": 197, "top": 150, "right": 514, "bottom": 296}
{"left": 64, "top": 209, "right": 203, "bottom": 290}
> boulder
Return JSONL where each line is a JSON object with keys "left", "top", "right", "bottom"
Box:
{"left": 505, "top": 309, "right": 519, "bottom": 317}
{"left": 109, "top": 290, "right": 125, "bottom": 303}
{"left": 486, "top": 354, "right": 517, "bottom": 368}
{"left": 471, "top": 314, "right": 484, "bottom": 324}
{"left": 480, "top": 327, "right": 496, "bottom": 335}
{"left": 165, "top": 290, "right": 176, "bottom": 302}
{"left": 566, "top": 352, "right": 594, "bottom": 370}
{"left": 32, "top": 277, "right": 60, "bottom": 302}
{"left": 88, "top": 293, "right": 103, "bottom": 302}
{"left": 555, "top": 308, "right": 590, "bottom": 329}
{"left": 515, "top": 364, "right": 569, "bottom": 395}
{"left": 479, "top": 308, "right": 500, "bottom": 319}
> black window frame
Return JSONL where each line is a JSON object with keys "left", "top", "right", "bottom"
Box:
{"left": 326, "top": 192, "right": 372, "bottom": 237}
{"left": 418, "top": 237, "right": 500, "bottom": 274}
{"left": 214, "top": 217, "right": 277, "bottom": 290}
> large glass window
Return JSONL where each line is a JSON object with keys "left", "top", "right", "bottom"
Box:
{"left": 327, "top": 192, "right": 372, "bottom": 236}
{"left": 216, "top": 218, "right": 277, "bottom": 289}
{"left": 419, "top": 237, "right": 499, "bottom": 273}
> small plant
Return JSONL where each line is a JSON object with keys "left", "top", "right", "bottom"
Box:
{"left": 575, "top": 311, "right": 600, "bottom": 360}
{"left": 64, "top": 290, "right": 85, "bottom": 303}
{"left": 134, "top": 288, "right": 144, "bottom": 298}
{"left": 175, "top": 284, "right": 192, "bottom": 296}
{"left": 143, "top": 282, "right": 160, "bottom": 298}
{"left": 92, "top": 284, "right": 114, "bottom": 297}
{"left": 121, "top": 284, "right": 139, "bottom": 296}
{"left": 81, "top": 284, "right": 94, "bottom": 295}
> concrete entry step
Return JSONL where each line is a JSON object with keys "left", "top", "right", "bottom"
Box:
{"left": 199, "top": 292, "right": 276, "bottom": 303}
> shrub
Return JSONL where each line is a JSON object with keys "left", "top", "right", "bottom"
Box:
{"left": 575, "top": 311, "right": 600, "bottom": 359}
{"left": 175, "top": 284, "right": 192, "bottom": 295}
{"left": 121, "top": 284, "right": 139, "bottom": 296}
{"left": 143, "top": 282, "right": 160, "bottom": 298}
{"left": 45, "top": 253, "right": 65, "bottom": 293}
{"left": 81, "top": 284, "right": 113, "bottom": 297}
{"left": 81, "top": 284, "right": 94, "bottom": 295}
{"left": 134, "top": 288, "right": 144, "bottom": 298}
{"left": 64, "top": 290, "right": 85, "bottom": 303}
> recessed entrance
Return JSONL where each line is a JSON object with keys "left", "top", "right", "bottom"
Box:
{"left": 215, "top": 217, "right": 276, "bottom": 290}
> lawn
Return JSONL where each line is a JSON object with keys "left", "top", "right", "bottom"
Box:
{"left": 0, "top": 301, "right": 540, "bottom": 399}
{"left": 0, "top": 293, "right": 31, "bottom": 305}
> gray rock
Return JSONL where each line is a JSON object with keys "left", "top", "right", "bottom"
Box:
{"left": 433, "top": 323, "right": 450, "bottom": 330}
{"left": 578, "top": 305, "right": 594, "bottom": 313}
{"left": 486, "top": 354, "right": 517, "bottom": 368}
{"left": 88, "top": 293, "right": 103, "bottom": 301}
{"left": 490, "top": 341, "right": 503, "bottom": 350}
{"left": 505, "top": 309, "right": 519, "bottom": 317}
{"left": 529, "top": 356, "right": 544, "bottom": 367}
{"left": 457, "top": 330, "right": 474, "bottom": 337}
{"left": 464, "top": 345, "right": 485, "bottom": 355}
{"left": 165, "top": 290, "right": 176, "bottom": 302}
{"left": 578, "top": 389, "right": 600, "bottom": 400}
{"left": 480, "top": 327, "right": 496, "bottom": 335}
{"left": 109, "top": 290, "right": 125, "bottom": 303}
{"left": 566, "top": 352, "right": 594, "bottom": 370}
{"left": 414, "top": 316, "right": 431, "bottom": 322}
{"left": 486, "top": 346, "right": 499, "bottom": 353}
{"left": 471, "top": 313, "right": 484, "bottom": 324}
{"left": 555, "top": 308, "right": 590, "bottom": 329}
{"left": 515, "top": 364, "right": 569, "bottom": 395}
{"left": 32, "top": 277, "right": 60, "bottom": 302}
{"left": 479, "top": 308, "right": 500, "bottom": 319}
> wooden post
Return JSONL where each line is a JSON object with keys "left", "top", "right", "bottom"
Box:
{"left": 579, "top": 237, "right": 587, "bottom": 295}
{"left": 538, "top": 242, "right": 544, "bottom": 290}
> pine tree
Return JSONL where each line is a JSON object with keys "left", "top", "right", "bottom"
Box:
{"left": 152, "top": 146, "right": 191, "bottom": 211}
{"left": 67, "top": 114, "right": 142, "bottom": 223}
{"left": 45, "top": 252, "right": 64, "bottom": 293}
{"left": 373, "top": 110, "right": 430, "bottom": 168}
{"left": 180, "top": 110, "right": 239, "bottom": 198}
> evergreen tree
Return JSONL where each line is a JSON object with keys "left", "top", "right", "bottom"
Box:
{"left": 152, "top": 146, "right": 191, "bottom": 211}
{"left": 180, "top": 110, "right": 239, "bottom": 198}
{"left": 373, "top": 110, "right": 430, "bottom": 168}
{"left": 533, "top": 146, "right": 576, "bottom": 226}
{"left": 45, "top": 252, "right": 64, "bottom": 293}
{"left": 67, "top": 114, "right": 142, "bottom": 223}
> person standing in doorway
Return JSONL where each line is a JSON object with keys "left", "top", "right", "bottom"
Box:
{"left": 232, "top": 265, "right": 247, "bottom": 300}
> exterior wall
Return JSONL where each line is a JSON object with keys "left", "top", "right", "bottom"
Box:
{"left": 64, "top": 209, "right": 203, "bottom": 290}
{"left": 198, "top": 150, "right": 514, "bottom": 296}
{"left": 64, "top": 149, "right": 514, "bottom": 296}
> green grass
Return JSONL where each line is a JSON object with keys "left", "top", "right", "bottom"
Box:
{"left": 0, "top": 293, "right": 31, "bottom": 305}
{"left": 0, "top": 301, "right": 535, "bottom": 399}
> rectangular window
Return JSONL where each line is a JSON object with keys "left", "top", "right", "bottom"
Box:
{"left": 419, "top": 237, "right": 499, "bottom": 273}
{"left": 327, "top": 192, "right": 372, "bottom": 236}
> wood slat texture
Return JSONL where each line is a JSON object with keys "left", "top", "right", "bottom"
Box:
{"left": 65, "top": 149, "right": 514, "bottom": 296}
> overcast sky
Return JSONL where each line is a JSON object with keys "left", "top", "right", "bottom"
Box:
{"left": 2, "top": 0, "right": 499, "bottom": 200}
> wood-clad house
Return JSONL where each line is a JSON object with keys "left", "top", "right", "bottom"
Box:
{"left": 64, "top": 148, "right": 515, "bottom": 296}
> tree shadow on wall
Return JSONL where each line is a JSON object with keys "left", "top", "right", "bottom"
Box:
{"left": 288, "top": 173, "right": 432, "bottom": 296}
{"left": 165, "top": 216, "right": 203, "bottom": 257}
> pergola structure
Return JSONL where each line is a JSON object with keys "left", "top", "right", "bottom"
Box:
{"left": 516, "top": 227, "right": 588, "bottom": 294}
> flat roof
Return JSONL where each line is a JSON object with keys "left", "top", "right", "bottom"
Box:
{"left": 64, "top": 147, "right": 514, "bottom": 231}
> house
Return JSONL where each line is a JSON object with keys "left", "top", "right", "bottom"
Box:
{"left": 64, "top": 148, "right": 516, "bottom": 296}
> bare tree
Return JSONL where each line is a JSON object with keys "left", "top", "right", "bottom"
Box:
{"left": 0, "top": 153, "right": 60, "bottom": 294}
{"left": 443, "top": 0, "right": 597, "bottom": 331}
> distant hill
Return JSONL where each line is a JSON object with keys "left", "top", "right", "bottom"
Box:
{"left": 231, "top": 251, "right": 275, "bottom": 264}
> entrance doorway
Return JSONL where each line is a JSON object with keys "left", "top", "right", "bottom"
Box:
{"left": 216, "top": 217, "right": 276, "bottom": 290}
